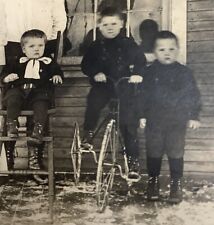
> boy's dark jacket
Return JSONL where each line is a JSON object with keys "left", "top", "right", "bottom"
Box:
{"left": 138, "top": 60, "right": 201, "bottom": 124}
{"left": 1, "top": 55, "right": 63, "bottom": 94}
{"left": 81, "top": 34, "right": 146, "bottom": 125}
{"left": 81, "top": 34, "right": 146, "bottom": 85}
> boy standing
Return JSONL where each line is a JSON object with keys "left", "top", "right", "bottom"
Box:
{"left": 139, "top": 31, "right": 201, "bottom": 203}
{"left": 1, "top": 29, "right": 63, "bottom": 170}
{"left": 81, "top": 7, "right": 146, "bottom": 177}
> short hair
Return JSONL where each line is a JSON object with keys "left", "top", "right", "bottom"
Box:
{"left": 99, "top": 7, "right": 124, "bottom": 22}
{"left": 139, "top": 19, "right": 158, "bottom": 39}
{"left": 154, "top": 31, "right": 179, "bottom": 48}
{"left": 20, "top": 29, "right": 47, "bottom": 47}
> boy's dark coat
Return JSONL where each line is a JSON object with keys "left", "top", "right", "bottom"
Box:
{"left": 81, "top": 34, "right": 146, "bottom": 125}
{"left": 139, "top": 60, "right": 201, "bottom": 125}
{"left": 1, "top": 56, "right": 63, "bottom": 101}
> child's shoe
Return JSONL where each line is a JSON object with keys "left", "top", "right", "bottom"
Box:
{"left": 147, "top": 176, "right": 160, "bottom": 201}
{"left": 81, "top": 130, "right": 94, "bottom": 148}
{"left": 30, "top": 123, "right": 44, "bottom": 144}
{"left": 28, "top": 145, "right": 48, "bottom": 184}
{"left": 29, "top": 145, "right": 40, "bottom": 170}
{"left": 7, "top": 119, "right": 18, "bottom": 138}
{"left": 127, "top": 156, "right": 140, "bottom": 180}
{"left": 168, "top": 178, "right": 183, "bottom": 204}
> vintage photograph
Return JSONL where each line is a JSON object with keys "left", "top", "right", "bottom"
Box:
{"left": 0, "top": 0, "right": 213, "bottom": 225}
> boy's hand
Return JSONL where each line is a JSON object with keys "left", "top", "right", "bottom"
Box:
{"left": 188, "top": 120, "right": 201, "bottom": 130}
{"left": 139, "top": 118, "right": 146, "bottom": 129}
{"left": 51, "top": 75, "right": 63, "bottom": 84}
{"left": 129, "top": 75, "right": 143, "bottom": 83}
{"left": 3, "top": 73, "right": 19, "bottom": 83}
{"left": 94, "top": 73, "right": 107, "bottom": 83}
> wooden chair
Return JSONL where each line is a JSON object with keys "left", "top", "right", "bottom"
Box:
{"left": 0, "top": 31, "right": 62, "bottom": 223}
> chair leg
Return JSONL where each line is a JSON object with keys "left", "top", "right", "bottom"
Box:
{"left": 0, "top": 116, "right": 7, "bottom": 171}
{"left": 48, "top": 140, "right": 54, "bottom": 223}
{"left": 0, "top": 116, "right": 6, "bottom": 156}
{"left": 1, "top": 116, "right": 16, "bottom": 170}
{"left": 4, "top": 141, "right": 15, "bottom": 170}
{"left": 0, "top": 142, "right": 9, "bottom": 172}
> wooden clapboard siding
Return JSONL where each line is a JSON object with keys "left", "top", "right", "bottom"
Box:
{"left": 13, "top": 0, "right": 214, "bottom": 177}
{"left": 188, "top": 0, "right": 214, "bottom": 12}
{"left": 186, "top": 0, "right": 214, "bottom": 174}
{"left": 51, "top": 0, "right": 214, "bottom": 175}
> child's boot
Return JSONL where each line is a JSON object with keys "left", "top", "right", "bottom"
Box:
{"left": 168, "top": 158, "right": 183, "bottom": 203}
{"left": 30, "top": 122, "right": 44, "bottom": 144}
{"left": 146, "top": 157, "right": 162, "bottom": 200}
{"left": 28, "top": 145, "right": 47, "bottom": 184}
{"left": 7, "top": 119, "right": 18, "bottom": 138}
{"left": 127, "top": 156, "right": 140, "bottom": 179}
{"left": 168, "top": 178, "right": 183, "bottom": 204}
{"left": 147, "top": 176, "right": 160, "bottom": 201}
{"left": 81, "top": 130, "right": 94, "bottom": 148}
{"left": 29, "top": 145, "right": 40, "bottom": 170}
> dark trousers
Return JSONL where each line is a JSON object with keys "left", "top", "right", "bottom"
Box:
{"left": 145, "top": 122, "right": 186, "bottom": 158}
{"left": 120, "top": 124, "right": 139, "bottom": 158}
{"left": 5, "top": 88, "right": 49, "bottom": 127}
{"left": 84, "top": 86, "right": 114, "bottom": 131}
{"left": 146, "top": 157, "right": 184, "bottom": 179}
{"left": 4, "top": 88, "right": 49, "bottom": 159}
{"left": 84, "top": 86, "right": 139, "bottom": 158}
{"left": 145, "top": 121, "right": 187, "bottom": 179}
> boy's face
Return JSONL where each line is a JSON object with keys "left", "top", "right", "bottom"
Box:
{"left": 99, "top": 16, "right": 123, "bottom": 39}
{"left": 22, "top": 37, "right": 45, "bottom": 59}
{"left": 154, "top": 38, "right": 179, "bottom": 65}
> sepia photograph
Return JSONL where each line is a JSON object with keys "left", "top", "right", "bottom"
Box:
{"left": 0, "top": 0, "right": 213, "bottom": 224}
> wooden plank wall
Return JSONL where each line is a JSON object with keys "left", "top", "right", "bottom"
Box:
{"left": 14, "top": 0, "right": 214, "bottom": 177}
{"left": 186, "top": 0, "right": 214, "bottom": 175}
{"left": 51, "top": 0, "right": 214, "bottom": 175}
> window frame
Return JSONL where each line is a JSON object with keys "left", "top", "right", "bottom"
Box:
{"left": 59, "top": 0, "right": 187, "bottom": 66}
{"left": 161, "top": 0, "right": 187, "bottom": 64}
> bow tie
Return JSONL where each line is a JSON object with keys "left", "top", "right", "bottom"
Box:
{"left": 20, "top": 57, "right": 52, "bottom": 64}
{"left": 19, "top": 57, "right": 52, "bottom": 80}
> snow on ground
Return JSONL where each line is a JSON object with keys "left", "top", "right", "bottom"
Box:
{"left": 0, "top": 178, "right": 214, "bottom": 225}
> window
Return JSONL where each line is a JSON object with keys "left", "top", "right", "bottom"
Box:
{"left": 62, "top": 0, "right": 186, "bottom": 64}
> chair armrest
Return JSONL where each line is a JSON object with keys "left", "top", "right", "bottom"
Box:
{"left": 0, "top": 108, "right": 56, "bottom": 116}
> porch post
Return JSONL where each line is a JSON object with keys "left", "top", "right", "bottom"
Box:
{"left": 170, "top": 0, "right": 187, "bottom": 64}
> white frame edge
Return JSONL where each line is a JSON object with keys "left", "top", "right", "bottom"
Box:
{"left": 162, "top": 0, "right": 187, "bottom": 64}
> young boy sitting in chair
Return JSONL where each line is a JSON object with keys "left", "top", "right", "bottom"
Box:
{"left": 1, "top": 29, "right": 63, "bottom": 169}
{"left": 81, "top": 7, "right": 146, "bottom": 177}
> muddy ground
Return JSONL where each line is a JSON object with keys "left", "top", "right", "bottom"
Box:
{"left": 0, "top": 175, "right": 214, "bottom": 225}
